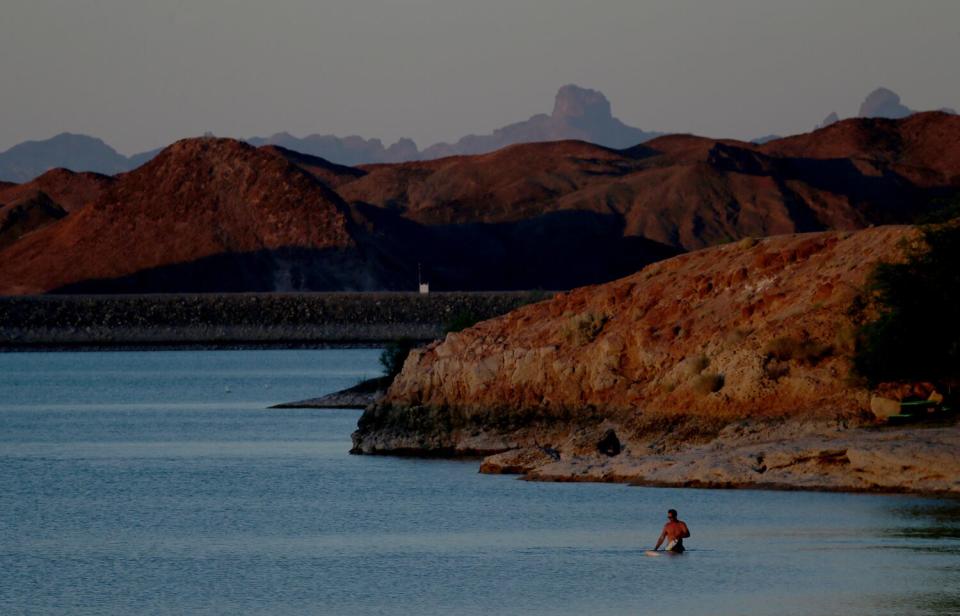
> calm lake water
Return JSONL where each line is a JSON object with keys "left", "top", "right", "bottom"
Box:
{"left": 1, "top": 350, "right": 958, "bottom": 616}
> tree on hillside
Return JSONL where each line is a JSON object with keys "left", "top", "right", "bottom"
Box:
{"left": 380, "top": 339, "right": 416, "bottom": 380}
{"left": 854, "top": 219, "right": 960, "bottom": 389}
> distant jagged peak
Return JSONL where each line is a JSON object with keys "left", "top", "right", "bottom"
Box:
{"left": 249, "top": 131, "right": 296, "bottom": 145}
{"left": 551, "top": 84, "right": 613, "bottom": 122}
{"left": 818, "top": 112, "right": 840, "bottom": 129}
{"left": 814, "top": 88, "right": 955, "bottom": 130}
{"left": 421, "top": 84, "right": 658, "bottom": 157}
{"left": 246, "top": 131, "right": 419, "bottom": 166}
{"left": 859, "top": 87, "right": 914, "bottom": 119}
{"left": 750, "top": 134, "right": 782, "bottom": 145}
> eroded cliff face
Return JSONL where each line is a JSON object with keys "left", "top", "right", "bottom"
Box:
{"left": 353, "top": 227, "right": 913, "bottom": 456}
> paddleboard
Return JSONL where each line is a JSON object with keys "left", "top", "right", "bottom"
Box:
{"left": 644, "top": 550, "right": 680, "bottom": 557}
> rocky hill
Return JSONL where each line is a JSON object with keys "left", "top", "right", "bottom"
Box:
{"left": 0, "top": 169, "right": 112, "bottom": 248}
{"left": 0, "top": 139, "right": 360, "bottom": 294}
{"left": 0, "top": 191, "right": 66, "bottom": 250}
{"left": 353, "top": 226, "right": 960, "bottom": 493}
{"left": 0, "top": 168, "right": 113, "bottom": 213}
{"left": 762, "top": 112, "right": 960, "bottom": 184}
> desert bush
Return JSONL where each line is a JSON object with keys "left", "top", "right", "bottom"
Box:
{"left": 564, "top": 312, "right": 609, "bottom": 345}
{"left": 854, "top": 221, "right": 960, "bottom": 387}
{"left": 444, "top": 309, "right": 482, "bottom": 334}
{"left": 763, "top": 360, "right": 791, "bottom": 381}
{"left": 834, "top": 324, "right": 857, "bottom": 354}
{"left": 379, "top": 338, "right": 416, "bottom": 379}
{"left": 916, "top": 192, "right": 960, "bottom": 225}
{"left": 691, "top": 372, "right": 725, "bottom": 395}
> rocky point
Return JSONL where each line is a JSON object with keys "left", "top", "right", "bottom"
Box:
{"left": 353, "top": 226, "right": 960, "bottom": 494}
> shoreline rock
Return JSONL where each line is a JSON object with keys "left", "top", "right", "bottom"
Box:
{"left": 481, "top": 419, "right": 960, "bottom": 495}
{"left": 272, "top": 376, "right": 390, "bottom": 409}
{"left": 352, "top": 227, "right": 960, "bottom": 495}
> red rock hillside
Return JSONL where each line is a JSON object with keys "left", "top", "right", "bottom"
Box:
{"left": 342, "top": 112, "right": 960, "bottom": 251}
{"left": 0, "top": 168, "right": 113, "bottom": 213}
{"left": 353, "top": 226, "right": 912, "bottom": 454}
{"left": 0, "top": 169, "right": 112, "bottom": 250}
{"left": 0, "top": 138, "right": 355, "bottom": 294}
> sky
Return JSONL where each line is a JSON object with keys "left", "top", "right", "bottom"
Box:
{"left": 1, "top": 0, "right": 958, "bottom": 154}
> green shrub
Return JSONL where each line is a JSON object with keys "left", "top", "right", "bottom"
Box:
{"left": 916, "top": 192, "right": 960, "bottom": 225}
{"left": 564, "top": 312, "right": 609, "bottom": 345}
{"left": 854, "top": 222, "right": 960, "bottom": 387}
{"left": 763, "top": 360, "right": 790, "bottom": 381}
{"left": 834, "top": 324, "right": 857, "bottom": 354}
{"left": 444, "top": 309, "right": 483, "bottom": 334}
{"left": 379, "top": 338, "right": 416, "bottom": 379}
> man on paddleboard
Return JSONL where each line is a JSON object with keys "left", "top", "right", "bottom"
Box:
{"left": 653, "top": 509, "right": 690, "bottom": 553}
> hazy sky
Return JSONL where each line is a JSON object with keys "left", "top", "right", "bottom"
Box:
{"left": 2, "top": 0, "right": 958, "bottom": 154}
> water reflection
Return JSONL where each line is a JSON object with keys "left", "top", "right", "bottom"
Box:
{"left": 880, "top": 591, "right": 960, "bottom": 616}
{"left": 887, "top": 502, "right": 960, "bottom": 541}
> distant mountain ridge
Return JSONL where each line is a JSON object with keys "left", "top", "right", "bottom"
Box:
{"left": 2, "top": 85, "right": 955, "bottom": 184}
{"left": 0, "top": 134, "right": 127, "bottom": 183}
{"left": 248, "top": 84, "right": 660, "bottom": 163}
{"left": 246, "top": 133, "right": 419, "bottom": 166}
{"left": 0, "top": 132, "right": 162, "bottom": 184}
{"left": 0, "top": 85, "right": 657, "bottom": 181}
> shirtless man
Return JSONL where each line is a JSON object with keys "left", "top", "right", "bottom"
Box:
{"left": 653, "top": 509, "right": 690, "bottom": 553}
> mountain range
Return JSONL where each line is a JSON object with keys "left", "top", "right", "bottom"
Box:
{"left": 0, "top": 85, "right": 656, "bottom": 182}
{"left": 1, "top": 111, "right": 958, "bottom": 295}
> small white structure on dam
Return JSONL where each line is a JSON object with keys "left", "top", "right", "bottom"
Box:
{"left": 418, "top": 263, "right": 429, "bottom": 294}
